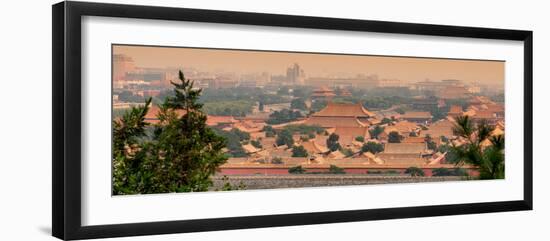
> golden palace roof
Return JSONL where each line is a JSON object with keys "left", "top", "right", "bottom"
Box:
{"left": 312, "top": 102, "right": 374, "bottom": 118}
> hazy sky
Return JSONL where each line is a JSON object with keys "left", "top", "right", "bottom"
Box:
{"left": 113, "top": 45, "right": 505, "bottom": 86}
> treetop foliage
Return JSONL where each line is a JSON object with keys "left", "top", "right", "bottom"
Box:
{"left": 113, "top": 71, "right": 228, "bottom": 195}
{"left": 450, "top": 115, "right": 504, "bottom": 179}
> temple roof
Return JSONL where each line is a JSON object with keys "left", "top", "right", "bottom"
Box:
{"left": 206, "top": 115, "right": 238, "bottom": 126}
{"left": 311, "top": 86, "right": 336, "bottom": 97}
{"left": 472, "top": 110, "right": 497, "bottom": 119}
{"left": 388, "top": 121, "right": 419, "bottom": 134}
{"left": 383, "top": 142, "right": 426, "bottom": 154}
{"left": 301, "top": 140, "right": 329, "bottom": 154}
{"left": 242, "top": 144, "right": 260, "bottom": 154}
{"left": 448, "top": 105, "right": 463, "bottom": 114}
{"left": 312, "top": 102, "right": 374, "bottom": 117}
{"left": 402, "top": 137, "right": 425, "bottom": 143}
{"left": 421, "top": 120, "right": 455, "bottom": 138}
{"left": 333, "top": 127, "right": 370, "bottom": 138}
{"left": 305, "top": 116, "right": 367, "bottom": 128}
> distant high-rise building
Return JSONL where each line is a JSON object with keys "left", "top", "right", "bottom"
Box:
{"left": 286, "top": 63, "right": 305, "bottom": 84}
{"left": 112, "top": 54, "right": 135, "bottom": 82}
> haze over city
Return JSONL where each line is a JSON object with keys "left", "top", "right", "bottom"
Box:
{"left": 112, "top": 44, "right": 506, "bottom": 193}
{"left": 113, "top": 45, "right": 504, "bottom": 87}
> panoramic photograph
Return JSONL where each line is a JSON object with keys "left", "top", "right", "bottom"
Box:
{"left": 111, "top": 44, "right": 505, "bottom": 195}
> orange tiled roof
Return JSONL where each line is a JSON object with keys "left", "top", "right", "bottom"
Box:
{"left": 383, "top": 142, "right": 426, "bottom": 154}
{"left": 392, "top": 121, "right": 419, "bottom": 133}
{"left": 311, "top": 86, "right": 336, "bottom": 97}
{"left": 305, "top": 116, "right": 367, "bottom": 128}
{"left": 206, "top": 115, "right": 238, "bottom": 126}
{"left": 402, "top": 137, "right": 425, "bottom": 143}
{"left": 449, "top": 105, "right": 463, "bottom": 114}
{"left": 485, "top": 104, "right": 504, "bottom": 113}
{"left": 421, "top": 119, "right": 455, "bottom": 138}
{"left": 312, "top": 102, "right": 374, "bottom": 117}
{"left": 333, "top": 127, "right": 370, "bottom": 138}
{"left": 301, "top": 140, "right": 329, "bottom": 154}
{"left": 242, "top": 144, "right": 260, "bottom": 154}
{"left": 472, "top": 110, "right": 496, "bottom": 119}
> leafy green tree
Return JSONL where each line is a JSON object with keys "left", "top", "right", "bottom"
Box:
{"left": 425, "top": 134, "right": 437, "bottom": 150}
{"left": 113, "top": 71, "right": 228, "bottom": 195}
{"left": 211, "top": 128, "right": 247, "bottom": 157}
{"left": 361, "top": 141, "right": 384, "bottom": 154}
{"left": 369, "top": 125, "right": 384, "bottom": 139}
{"left": 292, "top": 88, "right": 311, "bottom": 98}
{"left": 311, "top": 100, "right": 327, "bottom": 112}
{"left": 271, "top": 157, "right": 284, "bottom": 164}
{"left": 394, "top": 108, "right": 405, "bottom": 115}
{"left": 229, "top": 128, "right": 250, "bottom": 141}
{"left": 251, "top": 139, "right": 262, "bottom": 149}
{"left": 326, "top": 133, "right": 341, "bottom": 152}
{"left": 341, "top": 148, "right": 354, "bottom": 157}
{"left": 267, "top": 109, "right": 303, "bottom": 124}
{"left": 292, "top": 145, "right": 309, "bottom": 157}
{"left": 283, "top": 124, "right": 324, "bottom": 135}
{"left": 276, "top": 129, "right": 294, "bottom": 148}
{"left": 381, "top": 118, "right": 392, "bottom": 125}
{"left": 263, "top": 125, "right": 276, "bottom": 137}
{"left": 388, "top": 131, "right": 403, "bottom": 143}
{"left": 112, "top": 98, "right": 154, "bottom": 194}
{"left": 450, "top": 116, "right": 504, "bottom": 179}
{"left": 291, "top": 98, "right": 307, "bottom": 110}
{"left": 437, "top": 144, "right": 459, "bottom": 163}
{"left": 355, "top": 136, "right": 365, "bottom": 142}
{"left": 432, "top": 168, "right": 468, "bottom": 177}
{"left": 202, "top": 100, "right": 253, "bottom": 116}
{"left": 329, "top": 165, "right": 345, "bottom": 174}
{"left": 405, "top": 167, "right": 425, "bottom": 177}
{"left": 288, "top": 165, "right": 306, "bottom": 174}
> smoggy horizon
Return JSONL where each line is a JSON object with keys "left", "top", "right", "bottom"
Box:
{"left": 113, "top": 45, "right": 505, "bottom": 87}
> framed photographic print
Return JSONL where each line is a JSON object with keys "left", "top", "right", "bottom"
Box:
{"left": 52, "top": 1, "right": 533, "bottom": 240}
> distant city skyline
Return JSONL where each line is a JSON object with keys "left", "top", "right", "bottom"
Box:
{"left": 113, "top": 45, "right": 505, "bottom": 87}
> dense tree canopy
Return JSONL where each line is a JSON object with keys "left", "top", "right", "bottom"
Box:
{"left": 326, "top": 133, "right": 341, "bottom": 152}
{"left": 292, "top": 145, "right": 309, "bottom": 157}
{"left": 450, "top": 116, "right": 505, "bottom": 179}
{"left": 276, "top": 129, "right": 294, "bottom": 148}
{"left": 361, "top": 141, "right": 384, "bottom": 154}
{"left": 388, "top": 131, "right": 403, "bottom": 143}
{"left": 267, "top": 109, "right": 303, "bottom": 125}
{"left": 112, "top": 71, "right": 228, "bottom": 195}
{"left": 290, "top": 98, "right": 307, "bottom": 110}
{"left": 212, "top": 128, "right": 249, "bottom": 157}
{"left": 369, "top": 126, "right": 384, "bottom": 139}
{"left": 288, "top": 165, "right": 305, "bottom": 174}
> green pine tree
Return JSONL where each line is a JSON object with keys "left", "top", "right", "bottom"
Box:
{"left": 112, "top": 71, "right": 228, "bottom": 194}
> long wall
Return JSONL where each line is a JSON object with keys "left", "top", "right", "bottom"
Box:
{"left": 218, "top": 167, "right": 479, "bottom": 176}
{"left": 212, "top": 175, "right": 467, "bottom": 190}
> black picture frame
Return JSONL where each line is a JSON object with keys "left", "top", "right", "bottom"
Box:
{"left": 52, "top": 1, "right": 533, "bottom": 240}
